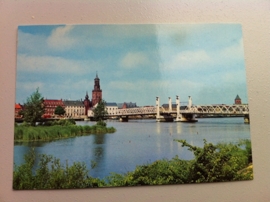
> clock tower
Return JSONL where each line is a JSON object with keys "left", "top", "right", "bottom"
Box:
{"left": 92, "top": 73, "right": 102, "bottom": 106}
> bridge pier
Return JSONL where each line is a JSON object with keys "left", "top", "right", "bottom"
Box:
{"left": 244, "top": 115, "right": 250, "bottom": 124}
{"left": 156, "top": 115, "right": 174, "bottom": 122}
{"left": 119, "top": 116, "right": 129, "bottom": 122}
{"left": 175, "top": 96, "right": 197, "bottom": 122}
{"left": 179, "top": 114, "right": 198, "bottom": 122}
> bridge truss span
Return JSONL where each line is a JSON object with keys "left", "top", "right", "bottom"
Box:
{"left": 113, "top": 106, "right": 157, "bottom": 116}
{"left": 181, "top": 104, "right": 249, "bottom": 115}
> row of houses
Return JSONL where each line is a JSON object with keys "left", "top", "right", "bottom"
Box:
{"left": 14, "top": 100, "right": 138, "bottom": 119}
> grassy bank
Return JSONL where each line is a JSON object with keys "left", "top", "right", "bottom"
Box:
{"left": 13, "top": 139, "right": 253, "bottom": 189}
{"left": 14, "top": 119, "right": 116, "bottom": 142}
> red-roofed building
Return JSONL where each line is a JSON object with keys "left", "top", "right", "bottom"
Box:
{"left": 15, "top": 103, "right": 23, "bottom": 118}
{"left": 43, "top": 99, "right": 64, "bottom": 118}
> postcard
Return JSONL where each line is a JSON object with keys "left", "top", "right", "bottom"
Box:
{"left": 14, "top": 24, "right": 252, "bottom": 189}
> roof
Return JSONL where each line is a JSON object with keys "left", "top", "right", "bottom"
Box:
{"left": 106, "top": 102, "right": 118, "bottom": 107}
{"left": 235, "top": 95, "right": 241, "bottom": 100}
{"left": 117, "top": 102, "right": 137, "bottom": 108}
{"left": 15, "top": 104, "right": 22, "bottom": 109}
{"left": 63, "top": 100, "right": 84, "bottom": 107}
{"left": 44, "top": 99, "right": 63, "bottom": 103}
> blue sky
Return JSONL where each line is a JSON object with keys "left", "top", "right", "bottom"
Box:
{"left": 16, "top": 24, "right": 248, "bottom": 106}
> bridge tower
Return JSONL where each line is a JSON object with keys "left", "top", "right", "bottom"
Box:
{"left": 168, "top": 97, "right": 172, "bottom": 112}
{"left": 175, "top": 95, "right": 182, "bottom": 122}
{"left": 156, "top": 96, "right": 174, "bottom": 122}
{"left": 180, "top": 96, "right": 197, "bottom": 122}
{"left": 156, "top": 97, "right": 160, "bottom": 121}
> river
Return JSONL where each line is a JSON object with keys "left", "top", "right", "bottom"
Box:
{"left": 13, "top": 117, "right": 251, "bottom": 179}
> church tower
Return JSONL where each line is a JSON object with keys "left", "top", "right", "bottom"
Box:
{"left": 234, "top": 95, "right": 242, "bottom": 104}
{"left": 83, "top": 91, "right": 91, "bottom": 115}
{"left": 92, "top": 73, "right": 102, "bottom": 106}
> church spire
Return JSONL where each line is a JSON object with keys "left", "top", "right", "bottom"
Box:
{"left": 85, "top": 91, "right": 89, "bottom": 99}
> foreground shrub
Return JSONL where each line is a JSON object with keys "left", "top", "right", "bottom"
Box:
{"left": 174, "top": 139, "right": 253, "bottom": 183}
{"left": 13, "top": 148, "right": 105, "bottom": 189}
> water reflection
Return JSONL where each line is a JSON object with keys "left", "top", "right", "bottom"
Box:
{"left": 93, "top": 133, "right": 106, "bottom": 145}
{"left": 176, "top": 122, "right": 182, "bottom": 134}
{"left": 156, "top": 122, "right": 161, "bottom": 134}
{"left": 91, "top": 134, "right": 106, "bottom": 174}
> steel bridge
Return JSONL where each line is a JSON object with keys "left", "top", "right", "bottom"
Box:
{"left": 88, "top": 96, "right": 250, "bottom": 123}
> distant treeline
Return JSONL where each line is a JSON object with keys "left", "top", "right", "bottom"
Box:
{"left": 14, "top": 119, "right": 116, "bottom": 142}
{"left": 13, "top": 139, "right": 253, "bottom": 189}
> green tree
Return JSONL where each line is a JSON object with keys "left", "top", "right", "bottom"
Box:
{"left": 21, "top": 88, "right": 45, "bottom": 126}
{"left": 54, "top": 105, "right": 65, "bottom": 116}
{"left": 93, "top": 99, "right": 108, "bottom": 122}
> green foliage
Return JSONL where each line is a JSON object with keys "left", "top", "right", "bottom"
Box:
{"left": 14, "top": 122, "right": 116, "bottom": 142}
{"left": 20, "top": 88, "right": 45, "bottom": 126}
{"left": 54, "top": 106, "right": 66, "bottom": 116}
{"left": 93, "top": 99, "right": 108, "bottom": 121}
{"left": 97, "top": 120, "right": 106, "bottom": 127}
{"left": 106, "top": 156, "right": 190, "bottom": 187}
{"left": 42, "top": 119, "right": 76, "bottom": 126}
{"left": 13, "top": 150, "right": 106, "bottom": 189}
{"left": 174, "top": 139, "right": 253, "bottom": 183}
{"left": 237, "top": 139, "right": 252, "bottom": 164}
{"left": 13, "top": 148, "right": 36, "bottom": 189}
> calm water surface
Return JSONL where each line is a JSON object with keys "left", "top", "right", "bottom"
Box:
{"left": 14, "top": 118, "right": 251, "bottom": 179}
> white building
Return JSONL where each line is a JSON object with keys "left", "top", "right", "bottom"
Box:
{"left": 63, "top": 100, "right": 85, "bottom": 118}
{"left": 106, "top": 102, "right": 118, "bottom": 116}
{"left": 87, "top": 102, "right": 118, "bottom": 118}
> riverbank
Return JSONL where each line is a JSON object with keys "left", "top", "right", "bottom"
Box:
{"left": 13, "top": 139, "right": 253, "bottom": 189}
{"left": 14, "top": 120, "right": 116, "bottom": 142}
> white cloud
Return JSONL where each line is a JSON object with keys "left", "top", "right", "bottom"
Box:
{"left": 162, "top": 50, "right": 212, "bottom": 71}
{"left": 47, "top": 25, "right": 77, "bottom": 50}
{"left": 219, "top": 38, "right": 244, "bottom": 61}
{"left": 120, "top": 52, "right": 150, "bottom": 69}
{"left": 16, "top": 81, "right": 44, "bottom": 92}
{"left": 17, "top": 54, "right": 101, "bottom": 75}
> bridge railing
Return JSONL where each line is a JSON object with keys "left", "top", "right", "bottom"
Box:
{"left": 180, "top": 104, "right": 249, "bottom": 115}
{"left": 106, "top": 106, "right": 157, "bottom": 116}
{"left": 101, "top": 104, "right": 249, "bottom": 118}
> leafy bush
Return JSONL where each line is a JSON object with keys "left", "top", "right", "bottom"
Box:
{"left": 106, "top": 156, "right": 190, "bottom": 186}
{"left": 174, "top": 139, "right": 253, "bottom": 183}
{"left": 97, "top": 120, "right": 106, "bottom": 127}
{"left": 13, "top": 148, "right": 106, "bottom": 189}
